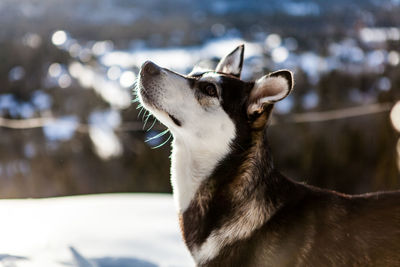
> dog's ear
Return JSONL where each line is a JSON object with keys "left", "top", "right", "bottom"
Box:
{"left": 188, "top": 65, "right": 210, "bottom": 76}
{"left": 247, "top": 70, "right": 294, "bottom": 116}
{"left": 215, "top": 44, "right": 244, "bottom": 78}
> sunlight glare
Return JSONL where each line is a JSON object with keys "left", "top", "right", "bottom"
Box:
{"left": 119, "top": 71, "right": 136, "bottom": 88}
{"left": 51, "top": 30, "right": 67, "bottom": 46}
{"left": 390, "top": 101, "right": 400, "bottom": 133}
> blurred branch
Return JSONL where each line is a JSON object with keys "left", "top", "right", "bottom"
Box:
{"left": 0, "top": 102, "right": 394, "bottom": 131}
{"left": 273, "top": 102, "right": 393, "bottom": 125}
{"left": 0, "top": 116, "right": 162, "bottom": 132}
{"left": 0, "top": 117, "right": 55, "bottom": 129}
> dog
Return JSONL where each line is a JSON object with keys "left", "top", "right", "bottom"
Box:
{"left": 136, "top": 45, "right": 400, "bottom": 266}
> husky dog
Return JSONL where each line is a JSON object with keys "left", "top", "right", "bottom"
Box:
{"left": 136, "top": 45, "right": 400, "bottom": 267}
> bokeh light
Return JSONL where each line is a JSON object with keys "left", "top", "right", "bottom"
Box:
{"left": 58, "top": 74, "right": 72, "bottom": 88}
{"left": 22, "top": 33, "right": 42, "bottom": 48}
{"left": 265, "top": 34, "right": 281, "bottom": 49}
{"left": 388, "top": 51, "right": 400, "bottom": 66}
{"left": 119, "top": 71, "right": 136, "bottom": 88}
{"left": 377, "top": 77, "right": 391, "bottom": 91}
{"left": 51, "top": 30, "right": 67, "bottom": 46}
{"left": 390, "top": 101, "right": 400, "bottom": 133}
{"left": 272, "top": 47, "right": 289, "bottom": 63}
{"left": 48, "top": 63, "right": 62, "bottom": 78}
{"left": 8, "top": 66, "right": 25, "bottom": 81}
{"left": 107, "top": 66, "right": 122, "bottom": 81}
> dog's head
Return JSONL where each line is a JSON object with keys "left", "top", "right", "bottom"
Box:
{"left": 137, "top": 45, "right": 293, "bottom": 149}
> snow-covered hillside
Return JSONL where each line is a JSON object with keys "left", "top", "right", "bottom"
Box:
{"left": 0, "top": 194, "right": 194, "bottom": 267}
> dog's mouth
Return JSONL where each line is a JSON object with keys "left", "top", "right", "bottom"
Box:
{"left": 168, "top": 114, "right": 182, "bottom": 127}
{"left": 137, "top": 61, "right": 184, "bottom": 128}
{"left": 138, "top": 84, "right": 182, "bottom": 128}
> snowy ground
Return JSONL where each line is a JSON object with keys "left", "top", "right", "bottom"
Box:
{"left": 0, "top": 194, "right": 194, "bottom": 267}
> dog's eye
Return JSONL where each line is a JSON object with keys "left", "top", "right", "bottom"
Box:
{"left": 201, "top": 83, "right": 217, "bottom": 97}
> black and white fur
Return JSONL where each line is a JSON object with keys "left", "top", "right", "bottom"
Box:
{"left": 137, "top": 45, "right": 400, "bottom": 267}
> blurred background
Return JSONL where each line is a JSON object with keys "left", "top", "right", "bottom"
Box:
{"left": 1, "top": 0, "right": 400, "bottom": 199}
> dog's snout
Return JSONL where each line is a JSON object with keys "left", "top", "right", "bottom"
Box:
{"left": 141, "top": 61, "right": 161, "bottom": 76}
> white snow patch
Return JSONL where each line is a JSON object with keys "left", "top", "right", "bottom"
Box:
{"left": 0, "top": 194, "right": 194, "bottom": 267}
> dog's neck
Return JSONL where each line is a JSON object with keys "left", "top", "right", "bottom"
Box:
{"left": 170, "top": 136, "right": 232, "bottom": 213}
{"left": 170, "top": 122, "right": 294, "bottom": 264}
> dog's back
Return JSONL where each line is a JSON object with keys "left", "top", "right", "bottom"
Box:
{"left": 205, "top": 181, "right": 400, "bottom": 267}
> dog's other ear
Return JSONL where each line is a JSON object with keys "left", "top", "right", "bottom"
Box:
{"left": 247, "top": 70, "right": 294, "bottom": 116}
{"left": 188, "top": 61, "right": 214, "bottom": 76}
{"left": 188, "top": 65, "right": 208, "bottom": 76}
{"left": 215, "top": 44, "right": 244, "bottom": 78}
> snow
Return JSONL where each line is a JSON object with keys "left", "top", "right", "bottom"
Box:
{"left": 89, "top": 110, "right": 123, "bottom": 159}
{"left": 283, "top": 2, "right": 320, "bottom": 16}
{"left": 89, "top": 126, "right": 122, "bottom": 159}
{"left": 0, "top": 92, "right": 50, "bottom": 118}
{"left": 302, "top": 91, "right": 319, "bottom": 110}
{"left": 31, "top": 91, "right": 52, "bottom": 111}
{"left": 359, "top": 27, "right": 400, "bottom": 43}
{"left": 0, "top": 94, "right": 16, "bottom": 111}
{"left": 8, "top": 66, "right": 26, "bottom": 81}
{"left": 0, "top": 194, "right": 194, "bottom": 267}
{"left": 42, "top": 116, "right": 79, "bottom": 141}
{"left": 274, "top": 96, "right": 294, "bottom": 114}
{"left": 100, "top": 37, "right": 263, "bottom": 74}
{"left": 67, "top": 61, "right": 131, "bottom": 109}
{"left": 89, "top": 110, "right": 121, "bottom": 130}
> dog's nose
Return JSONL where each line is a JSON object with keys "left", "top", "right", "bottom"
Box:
{"left": 141, "top": 61, "right": 161, "bottom": 76}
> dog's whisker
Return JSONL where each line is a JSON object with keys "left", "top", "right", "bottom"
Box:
{"left": 151, "top": 132, "right": 172, "bottom": 149}
{"left": 145, "top": 129, "right": 169, "bottom": 143}
{"left": 141, "top": 110, "right": 147, "bottom": 120}
{"left": 142, "top": 110, "right": 149, "bottom": 121}
{"left": 142, "top": 113, "right": 152, "bottom": 130}
{"left": 146, "top": 118, "right": 158, "bottom": 132}
{"left": 137, "top": 108, "right": 145, "bottom": 119}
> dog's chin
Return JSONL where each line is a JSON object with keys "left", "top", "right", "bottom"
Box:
{"left": 147, "top": 107, "right": 182, "bottom": 129}
{"left": 138, "top": 89, "right": 182, "bottom": 128}
{"left": 168, "top": 114, "right": 182, "bottom": 127}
